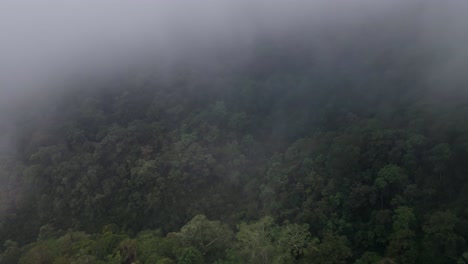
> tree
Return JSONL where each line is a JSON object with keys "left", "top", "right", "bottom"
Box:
{"left": 421, "top": 211, "right": 465, "bottom": 263}
{"left": 386, "top": 206, "right": 417, "bottom": 264}
{"left": 302, "top": 232, "right": 352, "bottom": 264}
{"left": 428, "top": 144, "right": 452, "bottom": 183}
{"left": 354, "top": 251, "right": 383, "bottom": 264}
{"left": 374, "top": 165, "right": 407, "bottom": 209}
{"left": 236, "top": 216, "right": 310, "bottom": 264}
{"left": 177, "top": 247, "right": 204, "bottom": 264}
{"left": 0, "top": 240, "right": 21, "bottom": 264}
{"left": 175, "top": 215, "right": 233, "bottom": 262}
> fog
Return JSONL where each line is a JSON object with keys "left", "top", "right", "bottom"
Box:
{"left": 0, "top": 1, "right": 457, "bottom": 146}
{"left": 1, "top": 0, "right": 446, "bottom": 101}
{"left": 0, "top": 0, "right": 467, "bottom": 149}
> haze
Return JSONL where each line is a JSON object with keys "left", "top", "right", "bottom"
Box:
{"left": 3, "top": 0, "right": 465, "bottom": 102}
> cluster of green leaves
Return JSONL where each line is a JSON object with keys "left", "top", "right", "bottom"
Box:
{"left": 0, "top": 215, "right": 313, "bottom": 264}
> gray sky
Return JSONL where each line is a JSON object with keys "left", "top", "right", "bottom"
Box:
{"left": 0, "top": 0, "right": 467, "bottom": 105}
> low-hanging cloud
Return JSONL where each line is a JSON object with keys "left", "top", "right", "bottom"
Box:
{"left": 0, "top": 0, "right": 467, "bottom": 106}
{"left": 0, "top": 1, "right": 407, "bottom": 95}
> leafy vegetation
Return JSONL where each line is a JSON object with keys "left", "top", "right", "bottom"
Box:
{"left": 1, "top": 36, "right": 468, "bottom": 263}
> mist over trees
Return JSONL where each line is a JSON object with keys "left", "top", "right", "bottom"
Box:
{"left": 1, "top": 1, "right": 468, "bottom": 263}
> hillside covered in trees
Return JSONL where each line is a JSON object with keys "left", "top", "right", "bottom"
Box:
{"left": 1, "top": 1, "right": 468, "bottom": 263}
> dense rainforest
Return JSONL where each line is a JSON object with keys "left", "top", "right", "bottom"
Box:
{"left": 1, "top": 3, "right": 468, "bottom": 264}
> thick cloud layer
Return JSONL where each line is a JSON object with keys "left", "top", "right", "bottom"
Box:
{"left": 0, "top": 0, "right": 467, "bottom": 105}
{"left": 0, "top": 2, "right": 402, "bottom": 96}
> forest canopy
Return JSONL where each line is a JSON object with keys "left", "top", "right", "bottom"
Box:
{"left": 1, "top": 1, "right": 468, "bottom": 263}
